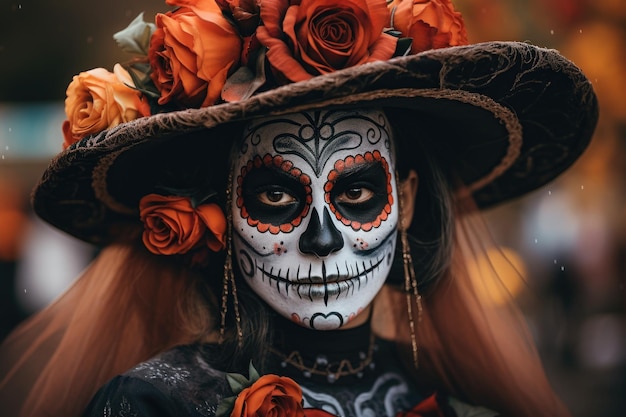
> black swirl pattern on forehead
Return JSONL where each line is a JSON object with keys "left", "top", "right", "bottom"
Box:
{"left": 241, "top": 110, "right": 391, "bottom": 177}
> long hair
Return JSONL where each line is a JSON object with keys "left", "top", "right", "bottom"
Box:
{"left": 0, "top": 244, "right": 217, "bottom": 416}
{"left": 376, "top": 112, "right": 571, "bottom": 416}
{"left": 0, "top": 119, "right": 569, "bottom": 417}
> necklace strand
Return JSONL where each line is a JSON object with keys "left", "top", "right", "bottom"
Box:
{"left": 269, "top": 332, "right": 376, "bottom": 383}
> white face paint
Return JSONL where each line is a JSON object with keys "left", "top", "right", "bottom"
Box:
{"left": 231, "top": 109, "right": 398, "bottom": 330}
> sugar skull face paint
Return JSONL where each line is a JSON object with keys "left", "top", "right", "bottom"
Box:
{"left": 231, "top": 109, "right": 398, "bottom": 330}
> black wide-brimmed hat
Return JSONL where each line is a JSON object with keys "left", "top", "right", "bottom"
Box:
{"left": 33, "top": 1, "right": 598, "bottom": 245}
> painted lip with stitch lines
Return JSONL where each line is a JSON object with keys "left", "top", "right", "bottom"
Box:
{"left": 232, "top": 228, "right": 397, "bottom": 305}
{"left": 255, "top": 255, "right": 386, "bottom": 305}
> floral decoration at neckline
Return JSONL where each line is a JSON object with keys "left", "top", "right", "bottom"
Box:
{"left": 218, "top": 362, "right": 446, "bottom": 417}
{"left": 61, "top": 0, "right": 467, "bottom": 149}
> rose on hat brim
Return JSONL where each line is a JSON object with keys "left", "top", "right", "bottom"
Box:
{"left": 33, "top": 41, "right": 597, "bottom": 246}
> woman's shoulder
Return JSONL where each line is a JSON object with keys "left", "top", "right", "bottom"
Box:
{"left": 82, "top": 343, "right": 501, "bottom": 417}
{"left": 125, "top": 343, "right": 229, "bottom": 389}
{"left": 82, "top": 343, "right": 231, "bottom": 417}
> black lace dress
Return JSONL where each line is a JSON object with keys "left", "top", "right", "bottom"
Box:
{"left": 82, "top": 318, "right": 495, "bottom": 417}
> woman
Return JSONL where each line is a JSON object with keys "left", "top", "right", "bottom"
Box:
{"left": 0, "top": 0, "right": 597, "bottom": 416}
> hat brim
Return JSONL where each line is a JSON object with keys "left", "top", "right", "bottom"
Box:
{"left": 33, "top": 41, "right": 598, "bottom": 244}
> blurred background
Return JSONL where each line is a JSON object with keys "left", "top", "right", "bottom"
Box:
{"left": 0, "top": 0, "right": 624, "bottom": 415}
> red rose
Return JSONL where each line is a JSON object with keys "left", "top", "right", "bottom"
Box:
{"left": 256, "top": 0, "right": 397, "bottom": 82}
{"left": 396, "top": 394, "right": 445, "bottom": 417}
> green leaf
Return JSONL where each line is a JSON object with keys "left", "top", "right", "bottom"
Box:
{"left": 394, "top": 37, "right": 413, "bottom": 57}
{"left": 123, "top": 62, "right": 158, "bottom": 97}
{"left": 226, "top": 372, "right": 250, "bottom": 394}
{"left": 221, "top": 48, "right": 267, "bottom": 102}
{"left": 113, "top": 12, "right": 156, "bottom": 56}
{"left": 248, "top": 361, "right": 260, "bottom": 383}
{"left": 215, "top": 396, "right": 236, "bottom": 417}
{"left": 191, "top": 190, "right": 218, "bottom": 207}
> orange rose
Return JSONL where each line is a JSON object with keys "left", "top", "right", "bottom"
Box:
{"left": 256, "top": 0, "right": 398, "bottom": 83}
{"left": 166, "top": 0, "right": 233, "bottom": 21}
{"left": 230, "top": 374, "right": 305, "bottom": 417}
{"left": 388, "top": 0, "right": 467, "bottom": 54}
{"left": 149, "top": 2, "right": 242, "bottom": 108}
{"left": 196, "top": 202, "right": 228, "bottom": 252}
{"left": 166, "top": 0, "right": 211, "bottom": 7}
{"left": 139, "top": 194, "right": 226, "bottom": 256}
{"left": 61, "top": 64, "right": 150, "bottom": 149}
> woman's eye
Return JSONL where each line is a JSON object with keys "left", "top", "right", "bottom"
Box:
{"left": 257, "top": 190, "right": 296, "bottom": 206}
{"left": 336, "top": 187, "right": 374, "bottom": 204}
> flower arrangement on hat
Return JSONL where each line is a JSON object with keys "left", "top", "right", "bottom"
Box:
{"left": 59, "top": 0, "right": 467, "bottom": 261}
{"left": 62, "top": 0, "right": 467, "bottom": 147}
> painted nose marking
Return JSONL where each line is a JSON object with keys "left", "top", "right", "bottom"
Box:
{"left": 298, "top": 207, "right": 343, "bottom": 257}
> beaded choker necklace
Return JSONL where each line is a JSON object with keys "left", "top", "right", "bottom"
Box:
{"left": 269, "top": 317, "right": 377, "bottom": 383}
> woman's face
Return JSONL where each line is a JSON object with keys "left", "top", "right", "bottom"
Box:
{"left": 231, "top": 109, "right": 399, "bottom": 330}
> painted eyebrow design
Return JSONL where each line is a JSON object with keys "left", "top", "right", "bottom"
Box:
{"left": 331, "top": 161, "right": 384, "bottom": 182}
{"left": 247, "top": 164, "right": 302, "bottom": 185}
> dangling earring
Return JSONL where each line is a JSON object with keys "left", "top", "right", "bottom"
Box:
{"left": 397, "top": 172, "right": 423, "bottom": 369}
{"left": 220, "top": 170, "right": 243, "bottom": 348}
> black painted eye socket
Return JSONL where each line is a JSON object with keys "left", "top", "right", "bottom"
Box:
{"left": 330, "top": 162, "right": 389, "bottom": 224}
{"left": 241, "top": 166, "right": 307, "bottom": 225}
